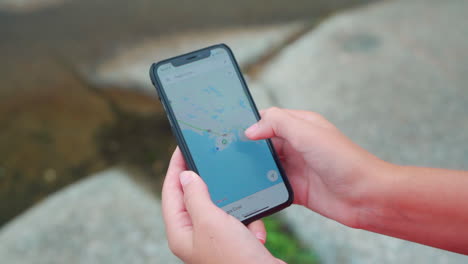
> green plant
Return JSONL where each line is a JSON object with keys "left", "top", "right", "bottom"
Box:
{"left": 264, "top": 216, "right": 319, "bottom": 264}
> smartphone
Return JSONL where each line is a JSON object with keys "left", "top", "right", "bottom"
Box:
{"left": 149, "top": 44, "right": 293, "bottom": 224}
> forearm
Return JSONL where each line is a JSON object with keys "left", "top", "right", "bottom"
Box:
{"left": 358, "top": 164, "right": 468, "bottom": 254}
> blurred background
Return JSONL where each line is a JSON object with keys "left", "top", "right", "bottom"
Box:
{"left": 1, "top": 0, "right": 468, "bottom": 263}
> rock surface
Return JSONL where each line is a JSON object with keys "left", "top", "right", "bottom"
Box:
{"left": 0, "top": 0, "right": 377, "bottom": 227}
{"left": 0, "top": 169, "right": 181, "bottom": 264}
{"left": 90, "top": 22, "right": 306, "bottom": 94}
{"left": 256, "top": 0, "right": 468, "bottom": 169}
{"left": 253, "top": 0, "right": 468, "bottom": 263}
{"left": 2, "top": 0, "right": 467, "bottom": 262}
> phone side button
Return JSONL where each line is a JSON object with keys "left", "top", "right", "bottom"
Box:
{"left": 167, "top": 117, "right": 178, "bottom": 137}
{"left": 154, "top": 89, "right": 161, "bottom": 101}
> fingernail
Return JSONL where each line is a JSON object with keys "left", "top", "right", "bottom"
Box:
{"left": 179, "top": 171, "right": 194, "bottom": 186}
{"left": 245, "top": 123, "right": 259, "bottom": 137}
{"left": 255, "top": 232, "right": 266, "bottom": 243}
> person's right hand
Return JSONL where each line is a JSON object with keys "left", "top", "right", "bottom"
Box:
{"left": 245, "top": 107, "right": 391, "bottom": 228}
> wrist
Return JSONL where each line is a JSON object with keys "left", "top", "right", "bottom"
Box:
{"left": 353, "top": 160, "right": 400, "bottom": 230}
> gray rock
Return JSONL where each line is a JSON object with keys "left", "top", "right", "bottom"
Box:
{"left": 254, "top": 0, "right": 468, "bottom": 263}
{"left": 89, "top": 22, "right": 306, "bottom": 95}
{"left": 280, "top": 206, "right": 467, "bottom": 264}
{"left": 257, "top": 0, "right": 468, "bottom": 169}
{"left": 249, "top": 82, "right": 278, "bottom": 110}
{"left": 0, "top": 169, "right": 181, "bottom": 264}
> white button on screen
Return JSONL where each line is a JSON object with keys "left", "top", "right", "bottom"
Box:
{"left": 267, "top": 170, "right": 279, "bottom": 182}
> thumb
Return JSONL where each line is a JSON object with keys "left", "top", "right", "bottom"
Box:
{"left": 179, "top": 171, "right": 217, "bottom": 223}
{"left": 245, "top": 107, "right": 311, "bottom": 150}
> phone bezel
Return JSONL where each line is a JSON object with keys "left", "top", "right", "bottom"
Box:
{"left": 149, "top": 43, "right": 294, "bottom": 224}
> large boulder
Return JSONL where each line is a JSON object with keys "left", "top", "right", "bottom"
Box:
{"left": 253, "top": 0, "right": 468, "bottom": 263}
{"left": 256, "top": 0, "right": 468, "bottom": 168}
{"left": 89, "top": 22, "right": 306, "bottom": 95}
{"left": 0, "top": 169, "right": 181, "bottom": 264}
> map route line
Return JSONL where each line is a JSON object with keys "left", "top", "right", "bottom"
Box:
{"left": 177, "top": 119, "right": 226, "bottom": 137}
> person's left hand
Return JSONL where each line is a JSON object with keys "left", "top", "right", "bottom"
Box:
{"left": 162, "top": 147, "right": 285, "bottom": 264}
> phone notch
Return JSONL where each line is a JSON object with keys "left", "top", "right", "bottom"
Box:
{"left": 171, "top": 49, "right": 211, "bottom": 67}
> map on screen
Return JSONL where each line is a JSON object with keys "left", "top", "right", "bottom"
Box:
{"left": 159, "top": 48, "right": 285, "bottom": 208}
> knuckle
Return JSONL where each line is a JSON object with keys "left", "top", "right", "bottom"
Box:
{"left": 184, "top": 178, "right": 206, "bottom": 197}
{"left": 261, "top": 107, "right": 287, "bottom": 136}
{"left": 265, "top": 107, "right": 282, "bottom": 116}
{"left": 262, "top": 107, "right": 283, "bottom": 121}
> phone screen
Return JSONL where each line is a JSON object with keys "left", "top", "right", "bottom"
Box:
{"left": 155, "top": 46, "right": 291, "bottom": 221}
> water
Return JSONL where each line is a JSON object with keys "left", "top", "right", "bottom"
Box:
{"left": 0, "top": 0, "right": 377, "bottom": 226}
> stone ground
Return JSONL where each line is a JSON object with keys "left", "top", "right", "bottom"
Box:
{"left": 0, "top": 169, "right": 181, "bottom": 264}
{"left": 1, "top": 0, "right": 468, "bottom": 263}
{"left": 0, "top": 0, "right": 371, "bottom": 227}
{"left": 252, "top": 0, "right": 468, "bottom": 263}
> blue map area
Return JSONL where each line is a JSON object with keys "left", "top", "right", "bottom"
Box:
{"left": 161, "top": 50, "right": 286, "bottom": 208}
{"left": 183, "top": 129, "right": 283, "bottom": 206}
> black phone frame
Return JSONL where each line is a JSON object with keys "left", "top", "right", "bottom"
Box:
{"left": 149, "top": 43, "right": 294, "bottom": 225}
